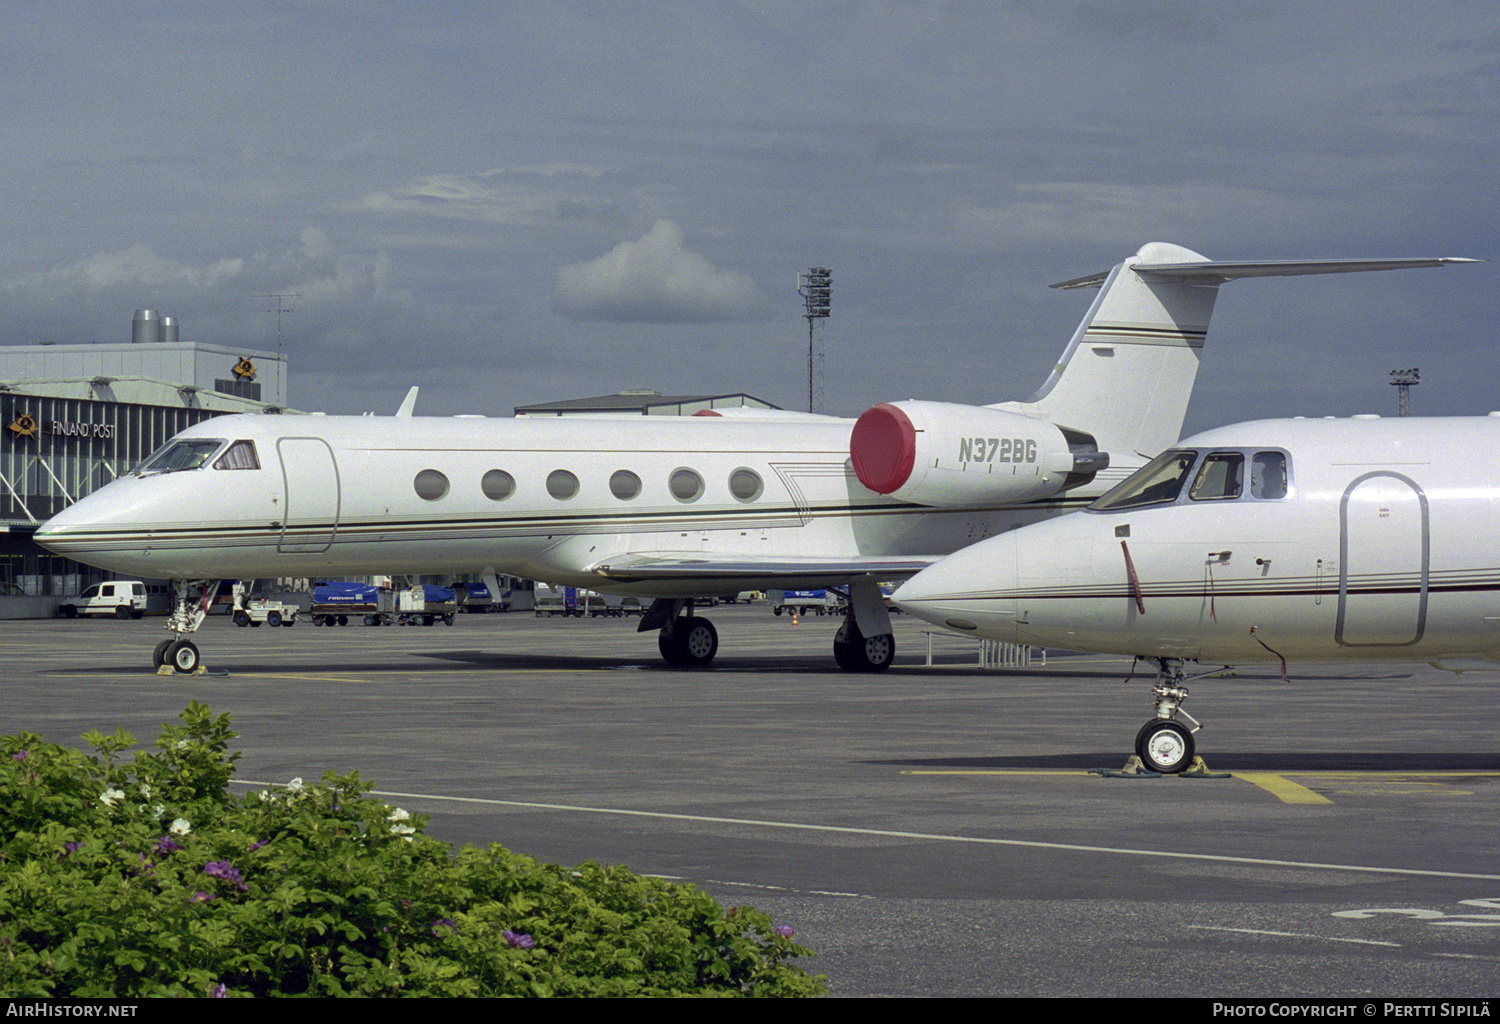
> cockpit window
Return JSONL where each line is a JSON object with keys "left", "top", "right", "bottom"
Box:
{"left": 1251, "top": 451, "right": 1287, "bottom": 499}
{"left": 213, "top": 440, "right": 260, "bottom": 471}
{"left": 1090, "top": 447, "right": 1292, "bottom": 513}
{"left": 136, "top": 439, "right": 226, "bottom": 475}
{"left": 1188, "top": 452, "right": 1243, "bottom": 501}
{"left": 1089, "top": 450, "right": 1197, "bottom": 511}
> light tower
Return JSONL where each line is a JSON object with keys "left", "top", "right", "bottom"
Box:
{"left": 798, "top": 267, "right": 832, "bottom": 413}
{"left": 1390, "top": 367, "right": 1419, "bottom": 417}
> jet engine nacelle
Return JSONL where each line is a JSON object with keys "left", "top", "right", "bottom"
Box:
{"left": 850, "top": 401, "right": 1108, "bottom": 507}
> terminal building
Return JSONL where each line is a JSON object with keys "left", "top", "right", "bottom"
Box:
{"left": 1, "top": 310, "right": 288, "bottom": 609}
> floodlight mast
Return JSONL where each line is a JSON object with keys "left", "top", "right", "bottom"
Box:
{"left": 1390, "top": 367, "right": 1419, "bottom": 417}
{"left": 798, "top": 267, "right": 832, "bottom": 413}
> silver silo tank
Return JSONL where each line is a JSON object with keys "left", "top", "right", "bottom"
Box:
{"left": 132, "top": 309, "right": 160, "bottom": 345}
{"left": 160, "top": 315, "right": 178, "bottom": 344}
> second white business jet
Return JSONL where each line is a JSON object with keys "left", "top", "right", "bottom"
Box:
{"left": 33, "top": 243, "right": 1472, "bottom": 674}
{"left": 896, "top": 413, "right": 1498, "bottom": 773}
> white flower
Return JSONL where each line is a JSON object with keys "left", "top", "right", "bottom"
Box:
{"left": 388, "top": 807, "right": 416, "bottom": 838}
{"left": 100, "top": 787, "right": 124, "bottom": 808}
{"left": 170, "top": 818, "right": 191, "bottom": 835}
{"left": 286, "top": 777, "right": 304, "bottom": 794}
{"left": 140, "top": 784, "right": 151, "bottom": 799}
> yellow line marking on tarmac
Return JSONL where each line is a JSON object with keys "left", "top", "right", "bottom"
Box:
{"left": 902, "top": 769, "right": 1500, "bottom": 805}
{"left": 1235, "top": 772, "right": 1333, "bottom": 804}
{"left": 904, "top": 770, "right": 1087, "bottom": 776}
{"left": 217, "top": 673, "right": 374, "bottom": 685}
{"left": 54, "top": 668, "right": 593, "bottom": 680}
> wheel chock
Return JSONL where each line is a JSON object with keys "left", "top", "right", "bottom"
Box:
{"left": 1178, "top": 756, "right": 1232, "bottom": 779}
{"left": 1089, "top": 756, "right": 1162, "bottom": 778}
{"left": 1089, "top": 755, "right": 1232, "bottom": 779}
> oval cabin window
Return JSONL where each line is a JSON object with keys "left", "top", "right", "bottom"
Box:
{"left": 669, "top": 468, "right": 704, "bottom": 503}
{"left": 729, "top": 468, "right": 763, "bottom": 502}
{"left": 482, "top": 469, "right": 516, "bottom": 501}
{"left": 547, "top": 469, "right": 580, "bottom": 500}
{"left": 414, "top": 469, "right": 450, "bottom": 501}
{"left": 610, "top": 470, "right": 642, "bottom": 500}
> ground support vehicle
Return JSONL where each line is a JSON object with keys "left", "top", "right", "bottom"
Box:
{"left": 454, "top": 580, "right": 510, "bottom": 613}
{"left": 397, "top": 584, "right": 456, "bottom": 626}
{"left": 769, "top": 589, "right": 845, "bottom": 617}
{"left": 230, "top": 583, "right": 299, "bottom": 628}
{"left": 534, "top": 586, "right": 581, "bottom": 617}
{"left": 311, "top": 581, "right": 394, "bottom": 626}
{"left": 583, "top": 591, "right": 635, "bottom": 617}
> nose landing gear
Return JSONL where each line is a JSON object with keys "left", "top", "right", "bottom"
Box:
{"left": 155, "top": 579, "right": 218, "bottom": 674}
{"left": 1130, "top": 658, "right": 1219, "bottom": 774}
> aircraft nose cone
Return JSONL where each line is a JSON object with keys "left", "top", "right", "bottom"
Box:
{"left": 32, "top": 476, "right": 162, "bottom": 575}
{"left": 895, "top": 532, "right": 1020, "bottom": 640}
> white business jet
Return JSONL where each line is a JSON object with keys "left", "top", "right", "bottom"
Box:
{"left": 33, "top": 243, "right": 1471, "bottom": 675}
{"left": 895, "top": 411, "right": 1496, "bottom": 773}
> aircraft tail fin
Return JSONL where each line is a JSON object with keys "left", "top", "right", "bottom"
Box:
{"left": 996, "top": 242, "right": 1476, "bottom": 458}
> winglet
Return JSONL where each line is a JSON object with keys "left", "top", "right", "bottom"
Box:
{"left": 395, "top": 386, "right": 419, "bottom": 418}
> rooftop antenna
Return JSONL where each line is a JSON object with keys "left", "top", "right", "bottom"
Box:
{"left": 798, "top": 267, "right": 832, "bottom": 413}
{"left": 1389, "top": 367, "right": 1419, "bottom": 417}
{"left": 256, "top": 293, "right": 299, "bottom": 406}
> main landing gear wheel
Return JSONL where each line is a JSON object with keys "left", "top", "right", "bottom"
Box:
{"left": 658, "top": 617, "right": 718, "bottom": 667}
{"left": 165, "top": 640, "right": 200, "bottom": 674}
{"left": 153, "top": 639, "right": 174, "bottom": 669}
{"left": 1135, "top": 719, "right": 1194, "bottom": 774}
{"left": 832, "top": 620, "right": 895, "bottom": 673}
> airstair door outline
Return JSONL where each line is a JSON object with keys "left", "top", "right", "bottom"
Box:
{"left": 277, "top": 437, "right": 340, "bottom": 554}
{"left": 1336, "top": 471, "right": 1428, "bottom": 647}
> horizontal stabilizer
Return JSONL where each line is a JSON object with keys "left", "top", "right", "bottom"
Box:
{"left": 1053, "top": 256, "right": 1479, "bottom": 290}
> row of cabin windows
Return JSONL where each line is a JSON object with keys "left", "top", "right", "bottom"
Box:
{"left": 414, "top": 466, "right": 767, "bottom": 504}
{"left": 137, "top": 438, "right": 769, "bottom": 506}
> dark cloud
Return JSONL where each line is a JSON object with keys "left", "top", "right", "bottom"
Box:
{"left": 0, "top": 1, "right": 1492, "bottom": 426}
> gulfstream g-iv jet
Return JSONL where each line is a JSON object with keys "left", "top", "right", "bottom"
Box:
{"left": 34, "top": 243, "right": 1474, "bottom": 674}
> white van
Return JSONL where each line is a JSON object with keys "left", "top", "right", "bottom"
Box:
{"left": 57, "top": 581, "right": 147, "bottom": 619}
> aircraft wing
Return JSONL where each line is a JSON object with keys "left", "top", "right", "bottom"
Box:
{"left": 589, "top": 552, "right": 940, "bottom": 588}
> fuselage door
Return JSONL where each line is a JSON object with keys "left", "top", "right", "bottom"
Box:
{"left": 277, "top": 437, "right": 340, "bottom": 554}
{"left": 1336, "top": 471, "right": 1428, "bottom": 647}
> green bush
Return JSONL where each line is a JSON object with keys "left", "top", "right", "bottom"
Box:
{"left": 0, "top": 703, "right": 826, "bottom": 997}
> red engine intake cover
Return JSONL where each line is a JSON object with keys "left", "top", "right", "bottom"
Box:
{"left": 850, "top": 403, "right": 917, "bottom": 494}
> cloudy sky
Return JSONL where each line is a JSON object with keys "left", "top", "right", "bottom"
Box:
{"left": 2, "top": 1, "right": 1495, "bottom": 435}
